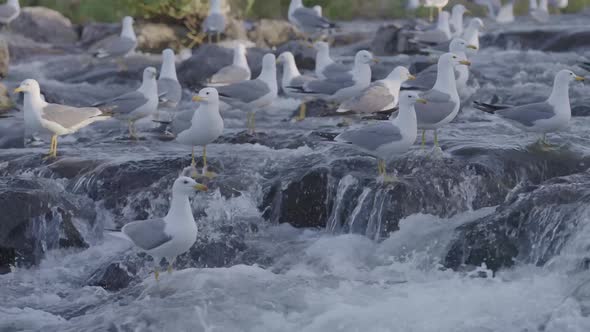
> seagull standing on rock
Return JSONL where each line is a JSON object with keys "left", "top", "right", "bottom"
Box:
{"left": 92, "top": 67, "right": 159, "bottom": 140}
{"left": 288, "top": 0, "right": 337, "bottom": 38}
{"left": 336, "top": 91, "right": 426, "bottom": 183}
{"left": 155, "top": 49, "right": 182, "bottom": 125}
{"left": 208, "top": 43, "right": 251, "bottom": 86}
{"left": 121, "top": 176, "right": 208, "bottom": 281}
{"left": 203, "top": 0, "right": 226, "bottom": 43}
{"left": 314, "top": 41, "right": 350, "bottom": 80}
{"left": 0, "top": 0, "right": 20, "bottom": 28}
{"left": 176, "top": 88, "right": 224, "bottom": 179}
{"left": 277, "top": 51, "right": 316, "bottom": 121}
{"left": 474, "top": 69, "right": 584, "bottom": 147}
{"left": 14, "top": 79, "right": 111, "bottom": 158}
{"left": 91, "top": 16, "right": 137, "bottom": 70}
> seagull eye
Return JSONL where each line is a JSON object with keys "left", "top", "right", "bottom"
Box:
{"left": 183, "top": 180, "right": 188, "bottom": 184}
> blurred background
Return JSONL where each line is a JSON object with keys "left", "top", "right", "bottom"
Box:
{"left": 18, "top": 0, "right": 590, "bottom": 23}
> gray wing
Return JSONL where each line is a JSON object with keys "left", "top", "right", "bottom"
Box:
{"left": 495, "top": 102, "right": 556, "bottom": 127}
{"left": 337, "top": 122, "right": 403, "bottom": 152}
{"left": 203, "top": 13, "right": 226, "bottom": 33}
{"left": 404, "top": 64, "right": 437, "bottom": 90}
{"left": 158, "top": 78, "right": 182, "bottom": 106}
{"left": 303, "top": 78, "right": 355, "bottom": 95}
{"left": 41, "top": 104, "right": 103, "bottom": 129}
{"left": 0, "top": 4, "right": 17, "bottom": 20}
{"left": 414, "top": 89, "right": 457, "bottom": 125}
{"left": 422, "top": 40, "right": 452, "bottom": 54}
{"left": 292, "top": 8, "right": 333, "bottom": 29}
{"left": 323, "top": 63, "right": 352, "bottom": 80}
{"left": 210, "top": 65, "right": 251, "bottom": 85}
{"left": 340, "top": 82, "right": 394, "bottom": 113}
{"left": 289, "top": 75, "right": 315, "bottom": 88}
{"left": 122, "top": 218, "right": 172, "bottom": 251}
{"left": 413, "top": 30, "right": 450, "bottom": 44}
{"left": 94, "top": 36, "right": 137, "bottom": 58}
{"left": 93, "top": 90, "right": 148, "bottom": 114}
{"left": 217, "top": 79, "right": 270, "bottom": 104}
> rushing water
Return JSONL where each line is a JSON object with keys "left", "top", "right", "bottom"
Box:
{"left": 1, "top": 12, "right": 590, "bottom": 332}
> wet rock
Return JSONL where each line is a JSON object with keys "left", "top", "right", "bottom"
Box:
{"left": 3, "top": 32, "right": 65, "bottom": 62}
{"left": 276, "top": 40, "right": 316, "bottom": 71}
{"left": 12, "top": 7, "right": 79, "bottom": 45}
{"left": 0, "top": 38, "right": 8, "bottom": 79}
{"left": 137, "top": 23, "right": 185, "bottom": 53}
{"left": 289, "top": 99, "right": 339, "bottom": 119}
{"left": 178, "top": 44, "right": 267, "bottom": 89}
{"left": 181, "top": 224, "right": 249, "bottom": 268}
{"left": 247, "top": 19, "right": 300, "bottom": 48}
{"left": 370, "top": 23, "right": 416, "bottom": 56}
{"left": 481, "top": 28, "right": 590, "bottom": 52}
{"left": 0, "top": 114, "right": 23, "bottom": 149}
{"left": 87, "top": 259, "right": 139, "bottom": 291}
{"left": 0, "top": 177, "right": 93, "bottom": 272}
{"left": 572, "top": 104, "right": 590, "bottom": 117}
{"left": 445, "top": 171, "right": 590, "bottom": 272}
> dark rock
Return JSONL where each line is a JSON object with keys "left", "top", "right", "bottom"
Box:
{"left": 0, "top": 114, "right": 24, "bottom": 149}
{"left": 11, "top": 7, "right": 79, "bottom": 45}
{"left": 0, "top": 177, "right": 93, "bottom": 273}
{"left": 445, "top": 171, "right": 590, "bottom": 272}
{"left": 276, "top": 40, "right": 316, "bottom": 71}
{"left": 87, "top": 260, "right": 138, "bottom": 291}
{"left": 178, "top": 44, "right": 267, "bottom": 90}
{"left": 481, "top": 28, "right": 590, "bottom": 52}
{"left": 79, "top": 22, "right": 119, "bottom": 48}
{"left": 572, "top": 104, "right": 590, "bottom": 117}
{"left": 370, "top": 23, "right": 418, "bottom": 56}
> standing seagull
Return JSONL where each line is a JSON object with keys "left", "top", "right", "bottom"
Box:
{"left": 154, "top": 49, "right": 182, "bottom": 124}
{"left": 277, "top": 51, "right": 316, "bottom": 121}
{"left": 314, "top": 41, "right": 350, "bottom": 80}
{"left": 208, "top": 43, "right": 251, "bottom": 86}
{"left": 337, "top": 66, "right": 416, "bottom": 114}
{"left": 121, "top": 176, "right": 208, "bottom": 281}
{"left": 91, "top": 16, "right": 137, "bottom": 63}
{"left": 216, "top": 53, "right": 278, "bottom": 134}
{"left": 288, "top": 0, "right": 336, "bottom": 36}
{"left": 0, "top": 0, "right": 20, "bottom": 28}
{"left": 93, "top": 67, "right": 159, "bottom": 139}
{"left": 474, "top": 69, "right": 584, "bottom": 146}
{"left": 176, "top": 88, "right": 224, "bottom": 178}
{"left": 449, "top": 4, "right": 468, "bottom": 37}
{"left": 462, "top": 18, "right": 484, "bottom": 50}
{"left": 411, "top": 11, "right": 452, "bottom": 45}
{"left": 411, "top": 53, "right": 471, "bottom": 148}
{"left": 294, "top": 50, "right": 377, "bottom": 103}
{"left": 14, "top": 79, "right": 110, "bottom": 158}
{"left": 203, "top": 0, "right": 226, "bottom": 43}
{"left": 336, "top": 92, "right": 426, "bottom": 183}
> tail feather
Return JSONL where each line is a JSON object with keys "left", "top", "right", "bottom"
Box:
{"left": 473, "top": 101, "right": 510, "bottom": 114}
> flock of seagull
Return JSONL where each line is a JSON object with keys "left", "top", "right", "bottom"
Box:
{"left": 2, "top": 0, "right": 587, "bottom": 279}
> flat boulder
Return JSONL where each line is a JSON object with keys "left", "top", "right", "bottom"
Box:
{"left": 11, "top": 7, "right": 78, "bottom": 45}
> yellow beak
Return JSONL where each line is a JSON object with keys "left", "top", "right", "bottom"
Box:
{"left": 408, "top": 74, "right": 416, "bottom": 81}
{"left": 416, "top": 98, "right": 427, "bottom": 104}
{"left": 465, "top": 9, "right": 471, "bottom": 14}
{"left": 305, "top": 41, "right": 314, "bottom": 49}
{"left": 192, "top": 95, "right": 203, "bottom": 102}
{"left": 373, "top": 58, "right": 380, "bottom": 64}
{"left": 467, "top": 45, "right": 478, "bottom": 50}
{"left": 575, "top": 76, "right": 585, "bottom": 82}
{"left": 194, "top": 183, "right": 208, "bottom": 192}
{"left": 459, "top": 60, "right": 472, "bottom": 66}
{"left": 14, "top": 87, "right": 23, "bottom": 93}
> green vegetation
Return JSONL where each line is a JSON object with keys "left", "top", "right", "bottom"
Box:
{"left": 20, "top": 0, "right": 590, "bottom": 23}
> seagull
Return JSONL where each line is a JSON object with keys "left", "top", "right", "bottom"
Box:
{"left": 337, "top": 66, "right": 416, "bottom": 114}
{"left": 405, "top": 38, "right": 477, "bottom": 92}
{"left": 549, "top": 0, "right": 568, "bottom": 11}
{"left": 449, "top": 4, "right": 469, "bottom": 37}
{"left": 495, "top": 0, "right": 515, "bottom": 23}
{"left": 121, "top": 176, "right": 208, "bottom": 281}
{"left": 92, "top": 67, "right": 159, "bottom": 139}
{"left": 462, "top": 18, "right": 484, "bottom": 50}
{"left": 336, "top": 91, "right": 426, "bottom": 183}
{"left": 424, "top": 0, "right": 450, "bottom": 21}
{"left": 176, "top": 88, "right": 224, "bottom": 178}
{"left": 277, "top": 51, "right": 316, "bottom": 121}
{"left": 411, "top": 11, "right": 452, "bottom": 45}
{"left": 153, "top": 49, "right": 182, "bottom": 125}
{"left": 14, "top": 79, "right": 111, "bottom": 158}
{"left": 409, "top": 53, "right": 471, "bottom": 148}
{"left": 0, "top": 0, "right": 19, "bottom": 28}
{"left": 474, "top": 69, "right": 584, "bottom": 146}
{"left": 208, "top": 43, "right": 251, "bottom": 86}
{"left": 288, "top": 0, "right": 337, "bottom": 36}
{"left": 216, "top": 53, "right": 278, "bottom": 134}
{"left": 530, "top": 0, "right": 550, "bottom": 23}
{"left": 203, "top": 0, "right": 226, "bottom": 43}
{"left": 91, "top": 16, "right": 137, "bottom": 61}
{"left": 292, "top": 50, "right": 377, "bottom": 103}
{"left": 314, "top": 41, "right": 350, "bottom": 80}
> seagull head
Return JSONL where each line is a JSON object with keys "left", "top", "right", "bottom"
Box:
{"left": 234, "top": 42, "right": 247, "bottom": 55}
{"left": 122, "top": 16, "right": 134, "bottom": 27}
{"left": 173, "top": 176, "right": 208, "bottom": 196}
{"left": 441, "top": 52, "right": 471, "bottom": 67}
{"left": 291, "top": 0, "right": 303, "bottom": 7}
{"left": 355, "top": 50, "right": 378, "bottom": 65}
{"left": 7, "top": 0, "right": 19, "bottom": 7}
{"left": 14, "top": 79, "right": 40, "bottom": 95}
{"left": 313, "top": 5, "right": 322, "bottom": 16}
{"left": 276, "top": 52, "right": 295, "bottom": 66}
{"left": 192, "top": 87, "right": 219, "bottom": 104}
{"left": 452, "top": 4, "right": 468, "bottom": 16}
{"left": 388, "top": 66, "right": 415, "bottom": 82}
{"left": 556, "top": 69, "right": 585, "bottom": 84}
{"left": 469, "top": 18, "right": 484, "bottom": 30}
{"left": 313, "top": 41, "right": 329, "bottom": 53}
{"left": 400, "top": 91, "right": 427, "bottom": 107}
{"left": 162, "top": 48, "right": 175, "bottom": 62}
{"left": 261, "top": 53, "right": 277, "bottom": 71}
{"left": 143, "top": 67, "right": 158, "bottom": 81}
{"left": 449, "top": 38, "right": 477, "bottom": 53}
